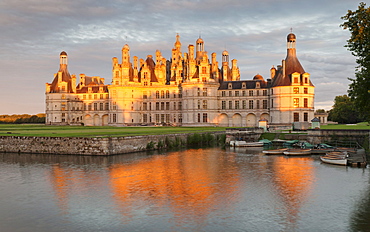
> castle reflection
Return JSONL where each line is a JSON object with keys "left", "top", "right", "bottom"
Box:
{"left": 36, "top": 148, "right": 316, "bottom": 225}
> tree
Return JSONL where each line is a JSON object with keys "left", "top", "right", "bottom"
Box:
{"left": 341, "top": 2, "right": 370, "bottom": 121}
{"left": 328, "top": 95, "right": 362, "bottom": 124}
{"left": 315, "top": 109, "right": 326, "bottom": 113}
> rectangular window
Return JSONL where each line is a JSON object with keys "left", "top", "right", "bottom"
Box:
{"left": 161, "top": 102, "right": 165, "bottom": 110}
{"left": 173, "top": 102, "right": 176, "bottom": 110}
{"left": 143, "top": 114, "right": 148, "bottom": 123}
{"left": 99, "top": 103, "right": 103, "bottom": 111}
{"left": 293, "top": 98, "right": 299, "bottom": 107}
{"left": 304, "top": 87, "right": 308, "bottom": 94}
{"left": 242, "top": 100, "right": 246, "bottom": 109}
{"left": 113, "top": 102, "right": 117, "bottom": 110}
{"left": 179, "top": 114, "right": 182, "bottom": 123}
{"left": 242, "top": 91, "right": 246, "bottom": 96}
{"left": 143, "top": 102, "right": 147, "bottom": 111}
{"left": 294, "top": 76, "right": 299, "bottom": 83}
{"left": 229, "top": 91, "right": 232, "bottom": 97}
{"left": 166, "top": 102, "right": 170, "bottom": 110}
{"left": 113, "top": 114, "right": 117, "bottom": 123}
{"left": 235, "top": 101, "right": 240, "bottom": 109}
{"left": 166, "top": 114, "right": 170, "bottom": 123}
{"left": 294, "top": 113, "right": 299, "bottom": 122}
{"left": 263, "top": 100, "right": 268, "bottom": 109}
{"left": 222, "top": 91, "right": 226, "bottom": 97}
{"left": 198, "top": 113, "right": 201, "bottom": 123}
{"left": 249, "top": 90, "right": 253, "bottom": 96}
{"left": 235, "top": 91, "right": 239, "bottom": 97}
{"left": 88, "top": 103, "right": 92, "bottom": 111}
{"left": 304, "top": 112, "right": 308, "bottom": 122}
{"left": 156, "top": 102, "right": 160, "bottom": 110}
{"left": 304, "top": 98, "right": 308, "bottom": 108}
{"left": 249, "top": 100, "right": 253, "bottom": 109}
{"left": 229, "top": 101, "right": 232, "bottom": 109}
{"left": 161, "top": 114, "right": 165, "bottom": 123}
{"left": 203, "top": 88, "right": 207, "bottom": 96}
{"left": 105, "top": 103, "right": 109, "bottom": 110}
{"left": 155, "top": 114, "right": 160, "bottom": 123}
{"left": 198, "top": 100, "right": 201, "bottom": 109}
{"left": 256, "top": 100, "right": 260, "bottom": 109}
{"left": 203, "top": 100, "right": 207, "bottom": 109}
{"left": 271, "top": 99, "right": 274, "bottom": 108}
{"left": 222, "top": 101, "right": 226, "bottom": 110}
{"left": 178, "top": 102, "right": 182, "bottom": 110}
{"left": 263, "top": 90, "right": 267, "bottom": 96}
{"left": 203, "top": 113, "right": 208, "bottom": 123}
{"left": 143, "top": 91, "right": 147, "bottom": 99}
{"left": 293, "top": 87, "right": 299, "bottom": 94}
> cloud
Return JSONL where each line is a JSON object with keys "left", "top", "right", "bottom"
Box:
{"left": 0, "top": 0, "right": 363, "bottom": 114}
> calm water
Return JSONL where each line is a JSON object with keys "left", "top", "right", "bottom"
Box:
{"left": 0, "top": 148, "right": 369, "bottom": 232}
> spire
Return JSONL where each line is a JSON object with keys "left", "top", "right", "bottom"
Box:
{"left": 174, "top": 33, "right": 181, "bottom": 50}
{"left": 285, "top": 32, "right": 304, "bottom": 76}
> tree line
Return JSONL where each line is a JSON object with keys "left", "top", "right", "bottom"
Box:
{"left": 0, "top": 114, "right": 46, "bottom": 124}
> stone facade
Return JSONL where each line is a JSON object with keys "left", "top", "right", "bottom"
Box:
{"left": 45, "top": 33, "right": 314, "bottom": 128}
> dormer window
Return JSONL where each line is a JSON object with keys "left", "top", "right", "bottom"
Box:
{"left": 228, "top": 83, "right": 232, "bottom": 89}
{"left": 256, "top": 82, "right": 260, "bottom": 88}
{"left": 242, "top": 82, "right": 246, "bottom": 89}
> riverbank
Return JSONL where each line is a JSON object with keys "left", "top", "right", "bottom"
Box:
{"left": 0, "top": 132, "right": 226, "bottom": 155}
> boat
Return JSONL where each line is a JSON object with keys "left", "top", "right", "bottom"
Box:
{"left": 262, "top": 148, "right": 288, "bottom": 155}
{"left": 283, "top": 140, "right": 299, "bottom": 147}
{"left": 320, "top": 152, "right": 348, "bottom": 166}
{"left": 230, "top": 141, "right": 264, "bottom": 147}
{"left": 259, "top": 139, "right": 272, "bottom": 146}
{"left": 283, "top": 149, "right": 311, "bottom": 156}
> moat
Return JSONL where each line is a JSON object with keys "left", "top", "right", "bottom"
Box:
{"left": 1, "top": 147, "right": 369, "bottom": 231}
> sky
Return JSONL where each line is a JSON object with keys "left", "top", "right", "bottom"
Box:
{"left": 0, "top": 0, "right": 363, "bottom": 115}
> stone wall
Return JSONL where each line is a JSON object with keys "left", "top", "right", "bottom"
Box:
{"left": 307, "top": 129, "right": 370, "bottom": 148}
{"left": 0, "top": 132, "right": 225, "bottom": 155}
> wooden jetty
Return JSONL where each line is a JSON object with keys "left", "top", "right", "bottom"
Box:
{"left": 346, "top": 149, "right": 367, "bottom": 168}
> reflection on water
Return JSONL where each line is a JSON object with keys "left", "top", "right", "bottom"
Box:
{"left": 0, "top": 148, "right": 369, "bottom": 231}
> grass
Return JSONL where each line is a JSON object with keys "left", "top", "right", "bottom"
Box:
{"left": 320, "top": 122, "right": 370, "bottom": 130}
{"left": 0, "top": 124, "right": 226, "bottom": 137}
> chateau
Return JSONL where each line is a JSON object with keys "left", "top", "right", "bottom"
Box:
{"left": 45, "top": 33, "right": 315, "bottom": 128}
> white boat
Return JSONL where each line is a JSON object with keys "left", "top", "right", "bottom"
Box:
{"left": 320, "top": 156, "right": 347, "bottom": 166}
{"left": 283, "top": 149, "right": 311, "bottom": 156}
{"left": 230, "top": 141, "right": 264, "bottom": 147}
{"left": 262, "top": 148, "right": 288, "bottom": 155}
{"left": 320, "top": 152, "right": 348, "bottom": 166}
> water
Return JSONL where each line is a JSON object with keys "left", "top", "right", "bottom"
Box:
{"left": 0, "top": 148, "right": 369, "bottom": 232}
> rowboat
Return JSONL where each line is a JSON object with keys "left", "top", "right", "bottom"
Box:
{"left": 283, "top": 149, "right": 311, "bottom": 156}
{"left": 320, "top": 151, "right": 348, "bottom": 166}
{"left": 262, "top": 148, "right": 288, "bottom": 155}
{"left": 230, "top": 141, "right": 264, "bottom": 147}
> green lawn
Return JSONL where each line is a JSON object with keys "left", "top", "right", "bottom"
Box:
{"left": 320, "top": 122, "right": 370, "bottom": 130}
{"left": 0, "top": 124, "right": 226, "bottom": 137}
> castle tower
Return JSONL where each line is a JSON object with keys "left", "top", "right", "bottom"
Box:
{"left": 269, "top": 32, "right": 314, "bottom": 126}
{"left": 195, "top": 37, "right": 204, "bottom": 61}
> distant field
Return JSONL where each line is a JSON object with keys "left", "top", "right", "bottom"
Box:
{"left": 0, "top": 124, "right": 226, "bottom": 137}
{"left": 320, "top": 122, "right": 370, "bottom": 130}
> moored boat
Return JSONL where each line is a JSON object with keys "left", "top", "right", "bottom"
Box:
{"left": 283, "top": 149, "right": 311, "bottom": 156}
{"left": 262, "top": 148, "right": 288, "bottom": 155}
{"left": 320, "top": 151, "right": 348, "bottom": 166}
{"left": 230, "top": 141, "right": 264, "bottom": 147}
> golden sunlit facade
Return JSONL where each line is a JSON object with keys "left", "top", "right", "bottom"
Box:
{"left": 45, "top": 33, "right": 314, "bottom": 127}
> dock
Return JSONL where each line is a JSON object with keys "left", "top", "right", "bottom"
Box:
{"left": 347, "top": 149, "right": 368, "bottom": 168}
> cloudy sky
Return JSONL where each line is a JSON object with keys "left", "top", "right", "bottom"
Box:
{"left": 0, "top": 0, "right": 362, "bottom": 114}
